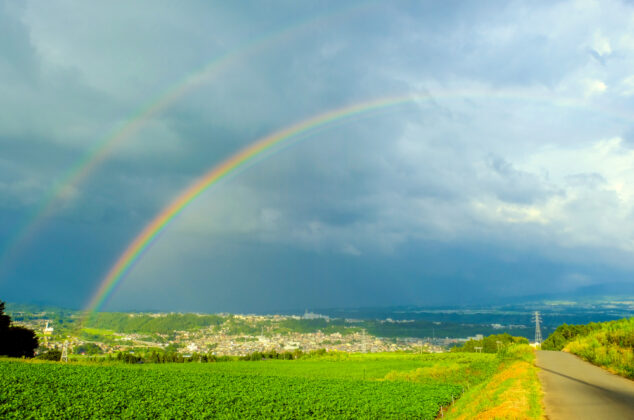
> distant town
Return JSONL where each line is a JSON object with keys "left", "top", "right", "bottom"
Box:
{"left": 8, "top": 297, "right": 631, "bottom": 358}
{"left": 13, "top": 311, "right": 489, "bottom": 357}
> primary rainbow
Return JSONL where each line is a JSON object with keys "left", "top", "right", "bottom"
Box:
{"left": 87, "top": 91, "right": 631, "bottom": 314}
{"left": 85, "top": 95, "right": 419, "bottom": 313}
{"left": 0, "top": 2, "right": 371, "bottom": 279}
{"left": 84, "top": 89, "right": 634, "bottom": 314}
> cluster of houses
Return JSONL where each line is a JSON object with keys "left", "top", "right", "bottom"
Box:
{"left": 33, "top": 318, "right": 445, "bottom": 356}
{"left": 175, "top": 330, "right": 443, "bottom": 356}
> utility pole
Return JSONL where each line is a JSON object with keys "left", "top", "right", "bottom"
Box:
{"left": 533, "top": 311, "right": 542, "bottom": 345}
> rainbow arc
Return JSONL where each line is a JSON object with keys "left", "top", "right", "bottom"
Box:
{"left": 85, "top": 89, "right": 634, "bottom": 314}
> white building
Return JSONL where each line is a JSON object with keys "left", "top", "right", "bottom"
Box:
{"left": 302, "top": 310, "right": 329, "bottom": 320}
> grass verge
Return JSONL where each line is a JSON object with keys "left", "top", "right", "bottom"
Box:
{"left": 563, "top": 318, "right": 634, "bottom": 379}
{"left": 445, "top": 345, "right": 543, "bottom": 420}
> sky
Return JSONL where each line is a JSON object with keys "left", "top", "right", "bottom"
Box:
{"left": 1, "top": 0, "right": 634, "bottom": 313}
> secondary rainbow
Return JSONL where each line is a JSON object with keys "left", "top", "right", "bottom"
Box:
{"left": 0, "top": 2, "right": 371, "bottom": 278}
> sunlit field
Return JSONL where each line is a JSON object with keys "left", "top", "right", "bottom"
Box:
{"left": 1, "top": 353, "right": 499, "bottom": 419}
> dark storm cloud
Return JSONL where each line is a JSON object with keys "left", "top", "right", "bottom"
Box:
{"left": 1, "top": 0, "right": 634, "bottom": 311}
{"left": 0, "top": 2, "right": 38, "bottom": 80}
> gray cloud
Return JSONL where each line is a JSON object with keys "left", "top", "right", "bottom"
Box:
{"left": 1, "top": 0, "right": 634, "bottom": 311}
{"left": 622, "top": 127, "right": 634, "bottom": 147}
{"left": 484, "top": 155, "right": 560, "bottom": 204}
{"left": 565, "top": 172, "right": 606, "bottom": 188}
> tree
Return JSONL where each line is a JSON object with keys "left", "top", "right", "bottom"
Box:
{"left": 451, "top": 333, "right": 528, "bottom": 354}
{"left": 0, "top": 300, "right": 39, "bottom": 358}
{"left": 74, "top": 343, "right": 103, "bottom": 355}
{"left": 0, "top": 301, "right": 10, "bottom": 330}
{"left": 541, "top": 331, "right": 567, "bottom": 350}
{"left": 37, "top": 349, "right": 62, "bottom": 361}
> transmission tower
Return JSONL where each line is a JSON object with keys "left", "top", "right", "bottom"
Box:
{"left": 61, "top": 341, "right": 69, "bottom": 363}
{"left": 362, "top": 329, "right": 367, "bottom": 353}
{"left": 533, "top": 312, "right": 542, "bottom": 345}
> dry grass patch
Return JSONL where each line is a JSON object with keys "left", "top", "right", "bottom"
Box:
{"left": 446, "top": 347, "right": 543, "bottom": 420}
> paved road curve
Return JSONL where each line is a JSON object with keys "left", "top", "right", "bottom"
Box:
{"left": 536, "top": 350, "right": 634, "bottom": 420}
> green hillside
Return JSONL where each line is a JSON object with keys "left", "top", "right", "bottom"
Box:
{"left": 542, "top": 317, "right": 633, "bottom": 379}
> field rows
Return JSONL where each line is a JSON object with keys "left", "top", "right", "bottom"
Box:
{"left": 0, "top": 359, "right": 472, "bottom": 419}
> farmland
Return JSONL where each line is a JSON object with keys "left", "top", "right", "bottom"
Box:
{"left": 1, "top": 352, "right": 499, "bottom": 419}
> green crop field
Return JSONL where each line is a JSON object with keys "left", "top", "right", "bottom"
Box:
{"left": 0, "top": 353, "right": 499, "bottom": 419}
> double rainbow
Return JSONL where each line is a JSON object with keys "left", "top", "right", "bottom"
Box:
{"left": 85, "top": 95, "right": 420, "bottom": 313}
{"left": 0, "top": 2, "right": 372, "bottom": 279}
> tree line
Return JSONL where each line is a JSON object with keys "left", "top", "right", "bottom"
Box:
{"left": 541, "top": 319, "right": 633, "bottom": 351}
{"left": 0, "top": 300, "right": 38, "bottom": 357}
{"left": 451, "top": 333, "right": 529, "bottom": 353}
{"left": 540, "top": 322, "right": 604, "bottom": 350}
{"left": 94, "top": 348, "right": 328, "bottom": 364}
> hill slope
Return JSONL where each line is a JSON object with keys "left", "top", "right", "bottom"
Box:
{"left": 542, "top": 317, "right": 633, "bottom": 379}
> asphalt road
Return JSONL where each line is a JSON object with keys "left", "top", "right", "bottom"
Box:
{"left": 536, "top": 350, "right": 634, "bottom": 420}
